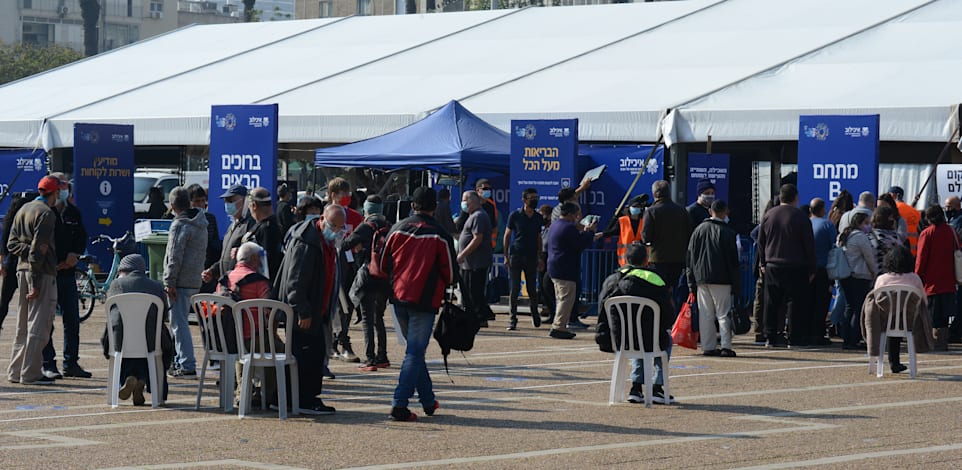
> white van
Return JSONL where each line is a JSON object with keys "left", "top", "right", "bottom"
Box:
{"left": 134, "top": 169, "right": 209, "bottom": 215}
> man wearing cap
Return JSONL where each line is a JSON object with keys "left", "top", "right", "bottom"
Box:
{"left": 6, "top": 175, "right": 62, "bottom": 385}
{"left": 241, "top": 187, "right": 283, "bottom": 281}
{"left": 380, "top": 187, "right": 457, "bottom": 421}
{"left": 603, "top": 194, "right": 649, "bottom": 267}
{"left": 102, "top": 254, "right": 171, "bottom": 405}
{"left": 276, "top": 183, "right": 296, "bottom": 237}
{"left": 42, "top": 173, "right": 91, "bottom": 379}
{"left": 687, "top": 179, "right": 716, "bottom": 228}
{"left": 889, "top": 186, "right": 922, "bottom": 256}
{"left": 202, "top": 184, "right": 255, "bottom": 286}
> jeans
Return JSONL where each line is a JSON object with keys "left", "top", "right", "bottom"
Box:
{"left": 508, "top": 255, "right": 538, "bottom": 323}
{"left": 392, "top": 305, "right": 436, "bottom": 410}
{"left": 360, "top": 289, "right": 388, "bottom": 362}
{"left": 170, "top": 287, "right": 198, "bottom": 371}
{"left": 839, "top": 277, "right": 871, "bottom": 346}
{"left": 43, "top": 272, "right": 82, "bottom": 370}
{"left": 631, "top": 336, "right": 673, "bottom": 385}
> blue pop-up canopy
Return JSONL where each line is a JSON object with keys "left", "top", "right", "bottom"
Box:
{"left": 314, "top": 100, "right": 509, "bottom": 174}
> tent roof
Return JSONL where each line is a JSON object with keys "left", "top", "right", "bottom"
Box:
{"left": 313, "top": 100, "right": 509, "bottom": 173}
{"left": 0, "top": 0, "right": 958, "bottom": 149}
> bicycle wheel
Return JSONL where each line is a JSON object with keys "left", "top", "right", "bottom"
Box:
{"left": 76, "top": 271, "right": 98, "bottom": 322}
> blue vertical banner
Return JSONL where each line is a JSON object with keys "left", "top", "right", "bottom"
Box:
{"left": 209, "top": 104, "right": 279, "bottom": 236}
{"left": 510, "top": 119, "right": 578, "bottom": 209}
{"left": 579, "top": 144, "right": 664, "bottom": 231}
{"left": 798, "top": 115, "right": 880, "bottom": 205}
{"left": 0, "top": 149, "right": 47, "bottom": 221}
{"left": 686, "top": 153, "right": 730, "bottom": 205}
{"left": 74, "top": 123, "right": 135, "bottom": 271}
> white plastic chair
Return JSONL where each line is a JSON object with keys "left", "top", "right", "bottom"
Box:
{"left": 233, "top": 299, "right": 299, "bottom": 419}
{"left": 603, "top": 295, "right": 670, "bottom": 408}
{"left": 191, "top": 294, "right": 238, "bottom": 412}
{"left": 106, "top": 293, "right": 166, "bottom": 409}
{"left": 870, "top": 286, "right": 922, "bottom": 379}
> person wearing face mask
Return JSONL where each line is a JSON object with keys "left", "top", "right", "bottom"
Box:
{"left": 458, "top": 191, "right": 494, "bottom": 328}
{"left": 272, "top": 204, "right": 343, "bottom": 415}
{"left": 40, "top": 174, "right": 91, "bottom": 380}
{"left": 503, "top": 188, "right": 545, "bottom": 330}
{"left": 915, "top": 205, "right": 959, "bottom": 350}
{"left": 837, "top": 212, "right": 877, "bottom": 350}
{"left": 187, "top": 184, "right": 221, "bottom": 295}
{"left": 240, "top": 187, "right": 284, "bottom": 281}
{"left": 326, "top": 177, "right": 362, "bottom": 362}
{"left": 7, "top": 176, "right": 63, "bottom": 385}
{"left": 202, "top": 184, "right": 254, "bottom": 287}
{"left": 602, "top": 195, "right": 649, "bottom": 267}
{"left": 455, "top": 179, "right": 498, "bottom": 246}
{"left": 686, "top": 179, "right": 716, "bottom": 228}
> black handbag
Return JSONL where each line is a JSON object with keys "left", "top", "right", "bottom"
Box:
{"left": 730, "top": 296, "right": 752, "bottom": 335}
{"left": 433, "top": 294, "right": 480, "bottom": 374}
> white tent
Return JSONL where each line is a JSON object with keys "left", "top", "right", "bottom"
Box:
{"left": 0, "top": 0, "right": 958, "bottom": 150}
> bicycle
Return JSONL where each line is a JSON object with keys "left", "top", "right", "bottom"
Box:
{"left": 76, "top": 232, "right": 136, "bottom": 323}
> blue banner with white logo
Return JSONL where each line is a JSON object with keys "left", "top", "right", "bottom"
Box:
{"left": 74, "top": 124, "right": 135, "bottom": 272}
{"left": 209, "top": 104, "right": 279, "bottom": 237}
{"left": 0, "top": 149, "right": 47, "bottom": 222}
{"left": 579, "top": 144, "right": 664, "bottom": 232}
{"left": 687, "top": 153, "right": 730, "bottom": 205}
{"left": 798, "top": 115, "right": 880, "bottom": 206}
{"left": 510, "top": 119, "right": 578, "bottom": 210}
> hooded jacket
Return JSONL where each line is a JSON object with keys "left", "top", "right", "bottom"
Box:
{"left": 686, "top": 218, "right": 741, "bottom": 292}
{"left": 273, "top": 219, "right": 336, "bottom": 335}
{"left": 163, "top": 207, "right": 209, "bottom": 289}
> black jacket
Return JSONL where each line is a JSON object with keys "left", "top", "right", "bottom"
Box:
{"left": 211, "top": 214, "right": 255, "bottom": 279}
{"left": 597, "top": 265, "right": 674, "bottom": 351}
{"left": 273, "top": 219, "right": 335, "bottom": 335}
{"left": 686, "top": 218, "right": 741, "bottom": 292}
{"left": 202, "top": 211, "right": 222, "bottom": 272}
{"left": 54, "top": 202, "right": 87, "bottom": 275}
{"left": 686, "top": 202, "right": 711, "bottom": 229}
{"left": 642, "top": 198, "right": 691, "bottom": 264}
{"left": 242, "top": 215, "right": 284, "bottom": 281}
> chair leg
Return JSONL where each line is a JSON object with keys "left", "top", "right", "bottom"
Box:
{"left": 108, "top": 356, "right": 119, "bottom": 408}
{"left": 907, "top": 335, "right": 917, "bottom": 379}
{"left": 660, "top": 352, "right": 671, "bottom": 405}
{"left": 275, "top": 362, "right": 288, "bottom": 420}
{"left": 643, "top": 354, "right": 654, "bottom": 409}
{"left": 224, "top": 359, "right": 236, "bottom": 413}
{"left": 146, "top": 354, "right": 160, "bottom": 409}
{"left": 238, "top": 360, "right": 252, "bottom": 418}
{"left": 289, "top": 363, "right": 300, "bottom": 416}
{"left": 608, "top": 353, "right": 622, "bottom": 405}
{"left": 195, "top": 352, "right": 209, "bottom": 410}
{"left": 877, "top": 333, "right": 887, "bottom": 378}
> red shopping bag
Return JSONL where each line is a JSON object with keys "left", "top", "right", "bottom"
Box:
{"left": 671, "top": 293, "right": 699, "bottom": 350}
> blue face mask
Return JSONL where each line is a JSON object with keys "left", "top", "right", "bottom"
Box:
{"left": 629, "top": 206, "right": 642, "bottom": 216}
{"left": 481, "top": 190, "right": 492, "bottom": 199}
{"left": 304, "top": 214, "right": 320, "bottom": 223}
{"left": 323, "top": 224, "right": 340, "bottom": 242}
{"left": 224, "top": 201, "right": 238, "bottom": 217}
{"left": 58, "top": 188, "right": 69, "bottom": 204}
{"left": 461, "top": 201, "right": 470, "bottom": 212}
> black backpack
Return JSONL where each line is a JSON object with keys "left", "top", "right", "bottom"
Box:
{"left": 432, "top": 292, "right": 480, "bottom": 376}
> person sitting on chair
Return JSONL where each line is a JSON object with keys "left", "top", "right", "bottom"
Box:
{"left": 597, "top": 243, "right": 675, "bottom": 405}
{"left": 101, "top": 254, "right": 172, "bottom": 406}
{"left": 868, "top": 245, "right": 934, "bottom": 374}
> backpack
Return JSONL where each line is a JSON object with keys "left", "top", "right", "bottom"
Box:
{"left": 826, "top": 246, "right": 851, "bottom": 280}
{"left": 364, "top": 219, "right": 390, "bottom": 280}
{"left": 432, "top": 291, "right": 480, "bottom": 377}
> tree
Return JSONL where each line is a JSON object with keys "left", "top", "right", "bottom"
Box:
{"left": 244, "top": 0, "right": 257, "bottom": 22}
{"left": 0, "top": 41, "right": 84, "bottom": 85}
{"left": 80, "top": 0, "right": 100, "bottom": 57}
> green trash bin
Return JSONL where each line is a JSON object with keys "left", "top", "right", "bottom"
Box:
{"left": 140, "top": 233, "right": 170, "bottom": 281}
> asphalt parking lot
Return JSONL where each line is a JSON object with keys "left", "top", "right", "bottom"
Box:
{"left": 2, "top": 306, "right": 962, "bottom": 469}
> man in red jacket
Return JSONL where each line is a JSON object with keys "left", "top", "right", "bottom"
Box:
{"left": 381, "top": 187, "right": 457, "bottom": 422}
{"left": 915, "top": 205, "right": 958, "bottom": 350}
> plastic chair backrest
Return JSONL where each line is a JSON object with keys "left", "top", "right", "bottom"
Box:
{"left": 105, "top": 293, "right": 165, "bottom": 358}
{"left": 233, "top": 299, "right": 294, "bottom": 359}
{"left": 873, "top": 285, "right": 924, "bottom": 333}
{"left": 603, "top": 295, "right": 661, "bottom": 353}
{"left": 191, "top": 294, "right": 237, "bottom": 356}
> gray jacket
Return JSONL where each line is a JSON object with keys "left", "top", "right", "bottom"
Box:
{"left": 163, "top": 208, "right": 208, "bottom": 289}
{"left": 103, "top": 271, "right": 170, "bottom": 354}
{"left": 840, "top": 230, "right": 878, "bottom": 280}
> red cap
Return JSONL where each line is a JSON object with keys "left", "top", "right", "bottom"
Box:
{"left": 38, "top": 175, "right": 64, "bottom": 194}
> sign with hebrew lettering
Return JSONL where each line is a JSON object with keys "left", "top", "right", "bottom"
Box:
{"left": 686, "top": 153, "right": 729, "bottom": 205}
{"left": 74, "top": 123, "right": 135, "bottom": 271}
{"left": 580, "top": 144, "right": 664, "bottom": 232}
{"left": 0, "top": 149, "right": 46, "bottom": 222}
{"left": 797, "top": 115, "right": 879, "bottom": 206}
{"left": 510, "top": 119, "right": 578, "bottom": 211}
{"left": 937, "top": 164, "right": 962, "bottom": 202}
{"left": 209, "top": 104, "right": 278, "bottom": 236}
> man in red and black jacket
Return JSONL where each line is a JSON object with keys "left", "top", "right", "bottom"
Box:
{"left": 380, "top": 187, "right": 456, "bottom": 422}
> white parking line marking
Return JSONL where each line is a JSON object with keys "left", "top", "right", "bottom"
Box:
{"left": 729, "top": 442, "right": 962, "bottom": 469}
{"left": 100, "top": 460, "right": 308, "bottom": 470}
